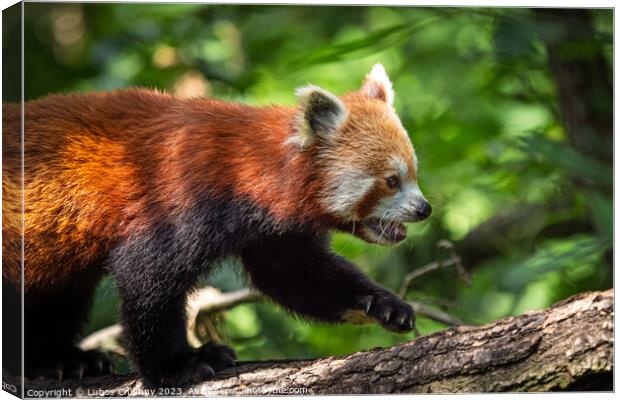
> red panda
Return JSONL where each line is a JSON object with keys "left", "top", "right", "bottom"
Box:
{"left": 2, "top": 64, "right": 431, "bottom": 387}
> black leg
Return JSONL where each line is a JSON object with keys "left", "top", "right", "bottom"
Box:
{"left": 108, "top": 234, "right": 235, "bottom": 388}
{"left": 23, "top": 271, "right": 113, "bottom": 380}
{"left": 3, "top": 282, "right": 22, "bottom": 377}
{"left": 241, "top": 232, "right": 414, "bottom": 332}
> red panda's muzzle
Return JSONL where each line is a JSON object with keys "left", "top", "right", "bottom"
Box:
{"left": 337, "top": 219, "right": 407, "bottom": 245}
{"left": 362, "top": 218, "right": 407, "bottom": 244}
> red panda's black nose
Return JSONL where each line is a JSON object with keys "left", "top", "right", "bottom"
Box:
{"left": 416, "top": 201, "right": 432, "bottom": 220}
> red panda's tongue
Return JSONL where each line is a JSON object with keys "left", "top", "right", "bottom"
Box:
{"left": 364, "top": 219, "right": 407, "bottom": 243}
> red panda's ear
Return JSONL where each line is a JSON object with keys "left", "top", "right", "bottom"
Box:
{"left": 360, "top": 64, "right": 394, "bottom": 106}
{"left": 289, "top": 85, "right": 348, "bottom": 149}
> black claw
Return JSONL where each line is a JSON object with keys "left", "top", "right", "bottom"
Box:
{"left": 357, "top": 292, "right": 415, "bottom": 333}
{"left": 27, "top": 349, "right": 114, "bottom": 382}
{"left": 363, "top": 296, "right": 374, "bottom": 314}
{"left": 201, "top": 364, "right": 216, "bottom": 379}
{"left": 382, "top": 309, "right": 392, "bottom": 323}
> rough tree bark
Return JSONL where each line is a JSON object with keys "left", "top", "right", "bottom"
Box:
{"left": 16, "top": 289, "right": 613, "bottom": 396}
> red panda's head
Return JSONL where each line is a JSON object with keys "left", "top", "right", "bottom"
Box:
{"left": 289, "top": 64, "right": 431, "bottom": 245}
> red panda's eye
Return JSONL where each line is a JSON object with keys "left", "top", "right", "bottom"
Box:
{"left": 386, "top": 175, "right": 401, "bottom": 189}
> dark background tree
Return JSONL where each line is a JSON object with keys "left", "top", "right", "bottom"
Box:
{"left": 5, "top": 4, "right": 612, "bottom": 377}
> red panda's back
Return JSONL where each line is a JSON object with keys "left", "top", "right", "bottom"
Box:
{"left": 12, "top": 90, "right": 176, "bottom": 290}
{"left": 5, "top": 89, "right": 303, "bottom": 291}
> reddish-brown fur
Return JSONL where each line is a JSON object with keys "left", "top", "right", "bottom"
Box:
{"left": 2, "top": 89, "right": 337, "bottom": 291}
{"left": 3, "top": 86, "right": 414, "bottom": 292}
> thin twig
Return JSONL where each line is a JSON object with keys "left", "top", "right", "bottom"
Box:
{"left": 80, "top": 287, "right": 263, "bottom": 351}
{"left": 187, "top": 288, "right": 263, "bottom": 346}
{"left": 80, "top": 325, "right": 124, "bottom": 354}
{"left": 409, "top": 301, "right": 465, "bottom": 326}
{"left": 188, "top": 287, "right": 263, "bottom": 316}
{"left": 437, "top": 240, "right": 471, "bottom": 286}
{"left": 399, "top": 240, "right": 471, "bottom": 298}
{"left": 412, "top": 296, "right": 458, "bottom": 309}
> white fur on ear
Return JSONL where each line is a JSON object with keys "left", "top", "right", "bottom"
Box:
{"left": 361, "top": 63, "right": 394, "bottom": 106}
{"left": 288, "top": 85, "right": 348, "bottom": 149}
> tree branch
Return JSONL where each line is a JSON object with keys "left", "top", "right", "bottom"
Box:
{"left": 19, "top": 289, "right": 612, "bottom": 394}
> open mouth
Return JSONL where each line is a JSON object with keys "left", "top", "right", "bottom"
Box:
{"left": 362, "top": 218, "right": 407, "bottom": 244}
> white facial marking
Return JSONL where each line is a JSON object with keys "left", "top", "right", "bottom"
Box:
{"left": 390, "top": 156, "right": 408, "bottom": 177}
{"left": 370, "top": 180, "right": 427, "bottom": 222}
{"left": 404, "top": 181, "right": 425, "bottom": 203}
{"left": 322, "top": 166, "right": 375, "bottom": 218}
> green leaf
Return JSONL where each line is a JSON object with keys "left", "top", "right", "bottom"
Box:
{"left": 517, "top": 135, "right": 612, "bottom": 188}
{"left": 587, "top": 191, "right": 613, "bottom": 241}
{"left": 498, "top": 235, "right": 609, "bottom": 292}
{"left": 493, "top": 14, "right": 538, "bottom": 62}
{"left": 286, "top": 17, "right": 437, "bottom": 69}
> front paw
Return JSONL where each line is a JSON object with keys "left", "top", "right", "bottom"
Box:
{"left": 355, "top": 292, "right": 415, "bottom": 332}
{"left": 146, "top": 342, "right": 236, "bottom": 388}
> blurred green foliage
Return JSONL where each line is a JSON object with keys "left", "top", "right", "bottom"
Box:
{"left": 11, "top": 4, "right": 612, "bottom": 368}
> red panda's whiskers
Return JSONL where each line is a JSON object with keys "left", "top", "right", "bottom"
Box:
{"left": 377, "top": 210, "right": 392, "bottom": 243}
{"left": 386, "top": 210, "right": 399, "bottom": 238}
